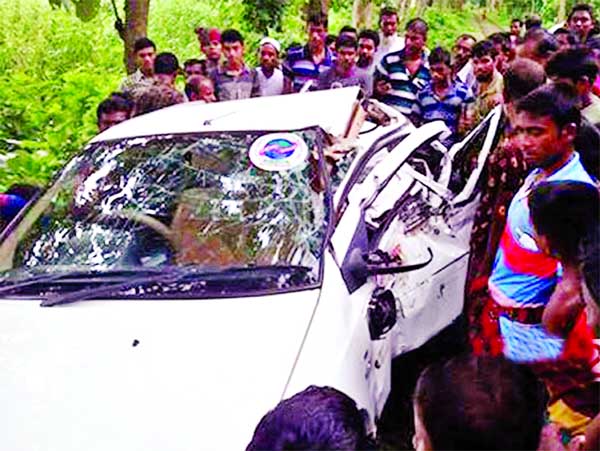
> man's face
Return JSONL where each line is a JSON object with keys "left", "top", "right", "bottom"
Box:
{"left": 308, "top": 23, "right": 327, "bottom": 50}
{"left": 199, "top": 80, "right": 215, "bottom": 101}
{"left": 511, "top": 21, "right": 522, "bottom": 35}
{"left": 336, "top": 46, "right": 357, "bottom": 74}
{"left": 569, "top": 10, "right": 594, "bottom": 40}
{"left": 259, "top": 44, "right": 278, "bottom": 70}
{"left": 453, "top": 37, "right": 475, "bottom": 67}
{"left": 512, "top": 111, "right": 573, "bottom": 168}
{"left": 472, "top": 54, "right": 495, "bottom": 82}
{"left": 380, "top": 13, "right": 398, "bottom": 37}
{"left": 222, "top": 41, "right": 244, "bottom": 66}
{"left": 358, "top": 38, "right": 376, "bottom": 64}
{"left": 135, "top": 46, "right": 156, "bottom": 74}
{"left": 98, "top": 111, "right": 129, "bottom": 132}
{"left": 405, "top": 30, "right": 426, "bottom": 56}
{"left": 556, "top": 32, "right": 573, "bottom": 49}
{"left": 185, "top": 63, "right": 203, "bottom": 80}
{"left": 201, "top": 40, "right": 222, "bottom": 62}
{"left": 430, "top": 62, "right": 451, "bottom": 84}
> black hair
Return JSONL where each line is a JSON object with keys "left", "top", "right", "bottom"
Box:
{"left": 221, "top": 28, "right": 244, "bottom": 45}
{"left": 6, "top": 184, "right": 41, "bottom": 200}
{"left": 153, "top": 52, "right": 179, "bottom": 75}
{"left": 307, "top": 12, "right": 328, "bottom": 28}
{"left": 428, "top": 46, "right": 451, "bottom": 66}
{"left": 503, "top": 58, "right": 546, "bottom": 104}
{"left": 133, "top": 37, "right": 156, "bottom": 53}
{"left": 340, "top": 25, "right": 357, "bottom": 36}
{"left": 406, "top": 17, "right": 428, "bottom": 36}
{"left": 472, "top": 39, "right": 498, "bottom": 59}
{"left": 568, "top": 3, "right": 595, "bottom": 22}
{"left": 546, "top": 46, "right": 599, "bottom": 84}
{"left": 525, "top": 14, "right": 542, "bottom": 29}
{"left": 553, "top": 27, "right": 581, "bottom": 45}
{"left": 488, "top": 32, "right": 512, "bottom": 53}
{"left": 414, "top": 355, "right": 546, "bottom": 451}
{"left": 512, "top": 18, "right": 523, "bottom": 25}
{"left": 529, "top": 181, "right": 599, "bottom": 265}
{"left": 516, "top": 82, "right": 581, "bottom": 130}
{"left": 358, "top": 29, "right": 380, "bottom": 48}
{"left": 183, "top": 58, "right": 203, "bottom": 68}
{"left": 325, "top": 34, "right": 337, "bottom": 47}
{"left": 247, "top": 385, "right": 376, "bottom": 450}
{"left": 96, "top": 92, "right": 134, "bottom": 123}
{"left": 523, "top": 28, "right": 559, "bottom": 60}
{"left": 335, "top": 34, "right": 357, "bottom": 50}
{"left": 379, "top": 6, "right": 398, "bottom": 21}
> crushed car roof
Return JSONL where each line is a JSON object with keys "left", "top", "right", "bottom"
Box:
{"left": 92, "top": 87, "right": 361, "bottom": 142}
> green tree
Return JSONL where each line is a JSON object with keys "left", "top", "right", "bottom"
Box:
{"left": 48, "top": 0, "right": 149, "bottom": 74}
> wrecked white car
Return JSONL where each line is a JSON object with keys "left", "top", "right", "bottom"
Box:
{"left": 0, "top": 87, "right": 502, "bottom": 450}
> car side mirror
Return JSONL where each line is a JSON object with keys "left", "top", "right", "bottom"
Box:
{"left": 361, "top": 247, "right": 433, "bottom": 276}
{"left": 343, "top": 247, "right": 433, "bottom": 293}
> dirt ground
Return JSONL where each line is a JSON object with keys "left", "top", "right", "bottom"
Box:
{"left": 377, "top": 315, "right": 470, "bottom": 450}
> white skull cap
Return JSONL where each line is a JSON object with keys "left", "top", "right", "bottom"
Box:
{"left": 259, "top": 37, "right": 281, "bottom": 53}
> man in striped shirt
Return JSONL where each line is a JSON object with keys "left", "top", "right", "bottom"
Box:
{"left": 373, "top": 18, "right": 431, "bottom": 119}
{"left": 283, "top": 13, "right": 334, "bottom": 92}
{"left": 413, "top": 47, "right": 474, "bottom": 142}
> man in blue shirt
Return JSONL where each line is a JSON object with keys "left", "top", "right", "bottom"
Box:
{"left": 373, "top": 18, "right": 430, "bottom": 118}
{"left": 413, "top": 46, "right": 474, "bottom": 142}
{"left": 284, "top": 13, "right": 334, "bottom": 92}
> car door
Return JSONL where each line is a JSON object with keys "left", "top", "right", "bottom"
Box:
{"left": 333, "top": 107, "right": 502, "bottom": 362}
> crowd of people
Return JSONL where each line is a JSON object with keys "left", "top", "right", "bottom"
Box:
{"left": 45, "top": 3, "right": 600, "bottom": 450}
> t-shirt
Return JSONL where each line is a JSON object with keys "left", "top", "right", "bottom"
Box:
{"left": 413, "top": 80, "right": 474, "bottom": 136}
{"left": 488, "top": 152, "right": 594, "bottom": 308}
{"left": 284, "top": 45, "right": 335, "bottom": 92}
{"left": 374, "top": 49, "right": 430, "bottom": 117}
{"left": 317, "top": 66, "right": 372, "bottom": 97}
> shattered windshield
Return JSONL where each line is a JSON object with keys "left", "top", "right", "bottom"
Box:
{"left": 0, "top": 129, "right": 329, "bottom": 298}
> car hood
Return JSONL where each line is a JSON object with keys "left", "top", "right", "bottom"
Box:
{"left": 0, "top": 289, "right": 319, "bottom": 450}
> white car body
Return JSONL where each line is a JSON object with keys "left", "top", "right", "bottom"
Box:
{"left": 0, "top": 88, "right": 502, "bottom": 450}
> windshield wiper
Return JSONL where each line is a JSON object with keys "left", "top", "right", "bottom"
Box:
{"left": 0, "top": 267, "right": 169, "bottom": 297}
{"left": 40, "top": 265, "right": 313, "bottom": 307}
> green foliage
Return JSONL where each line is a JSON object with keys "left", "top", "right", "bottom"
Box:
{"left": 242, "top": 0, "right": 287, "bottom": 34}
{"left": 48, "top": 0, "right": 101, "bottom": 21}
{"left": 0, "top": 0, "right": 514, "bottom": 192}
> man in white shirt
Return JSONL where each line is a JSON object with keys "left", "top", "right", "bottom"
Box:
{"left": 373, "top": 7, "right": 405, "bottom": 66}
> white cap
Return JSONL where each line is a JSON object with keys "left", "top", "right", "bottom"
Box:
{"left": 259, "top": 37, "right": 281, "bottom": 53}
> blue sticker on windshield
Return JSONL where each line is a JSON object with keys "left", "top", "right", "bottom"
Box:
{"left": 249, "top": 133, "right": 308, "bottom": 171}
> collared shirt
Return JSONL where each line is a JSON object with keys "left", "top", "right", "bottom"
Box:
{"left": 374, "top": 49, "right": 430, "bottom": 116}
{"left": 488, "top": 152, "right": 594, "bottom": 308}
{"left": 210, "top": 65, "right": 256, "bottom": 101}
{"left": 473, "top": 70, "right": 503, "bottom": 123}
{"left": 317, "top": 66, "right": 372, "bottom": 97}
{"left": 582, "top": 94, "right": 600, "bottom": 127}
{"left": 119, "top": 69, "right": 154, "bottom": 95}
{"left": 284, "top": 44, "right": 334, "bottom": 92}
{"left": 413, "top": 80, "right": 474, "bottom": 135}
